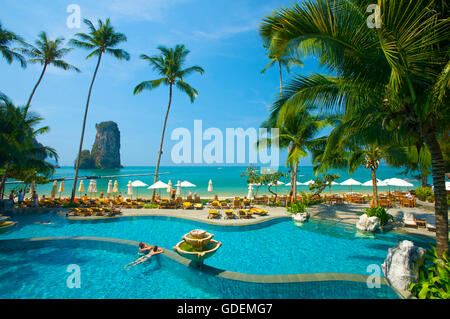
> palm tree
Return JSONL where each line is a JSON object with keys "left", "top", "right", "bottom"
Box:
{"left": 133, "top": 44, "right": 204, "bottom": 200}
{"left": 260, "top": 0, "right": 449, "bottom": 257}
{"left": 0, "top": 21, "right": 26, "bottom": 67}
{"left": 259, "top": 105, "right": 331, "bottom": 201}
{"left": 69, "top": 18, "right": 130, "bottom": 202}
{"left": 18, "top": 31, "right": 80, "bottom": 118}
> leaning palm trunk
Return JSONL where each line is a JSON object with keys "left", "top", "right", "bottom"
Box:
{"left": 292, "top": 162, "right": 298, "bottom": 202}
{"left": 152, "top": 84, "right": 173, "bottom": 201}
{"left": 0, "top": 162, "right": 11, "bottom": 198}
{"left": 423, "top": 130, "right": 449, "bottom": 258}
{"left": 71, "top": 53, "right": 103, "bottom": 202}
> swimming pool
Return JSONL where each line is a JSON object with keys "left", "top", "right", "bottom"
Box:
{"left": 0, "top": 210, "right": 434, "bottom": 298}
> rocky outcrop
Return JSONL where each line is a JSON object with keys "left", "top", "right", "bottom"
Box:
{"left": 293, "top": 212, "right": 310, "bottom": 223}
{"left": 356, "top": 214, "right": 380, "bottom": 232}
{"left": 76, "top": 121, "right": 121, "bottom": 169}
{"left": 382, "top": 240, "right": 426, "bottom": 291}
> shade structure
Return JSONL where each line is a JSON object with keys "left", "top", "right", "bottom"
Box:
{"left": 87, "top": 180, "right": 93, "bottom": 193}
{"left": 383, "top": 178, "right": 413, "bottom": 187}
{"left": 78, "top": 180, "right": 85, "bottom": 194}
{"left": 340, "top": 178, "right": 362, "bottom": 186}
{"left": 58, "top": 181, "right": 64, "bottom": 198}
{"left": 247, "top": 184, "right": 253, "bottom": 199}
{"left": 131, "top": 180, "right": 148, "bottom": 187}
{"left": 113, "top": 180, "right": 119, "bottom": 193}
{"left": 269, "top": 180, "right": 285, "bottom": 186}
{"left": 29, "top": 181, "right": 36, "bottom": 195}
{"left": 303, "top": 180, "right": 315, "bottom": 185}
{"left": 92, "top": 180, "right": 97, "bottom": 194}
{"left": 51, "top": 181, "right": 58, "bottom": 198}
{"left": 127, "top": 181, "right": 133, "bottom": 197}
{"left": 176, "top": 180, "right": 182, "bottom": 196}
{"left": 327, "top": 181, "right": 339, "bottom": 185}
{"left": 107, "top": 180, "right": 113, "bottom": 196}
{"left": 285, "top": 182, "right": 303, "bottom": 186}
{"left": 180, "top": 181, "right": 196, "bottom": 187}
{"left": 362, "top": 179, "right": 388, "bottom": 187}
{"left": 207, "top": 179, "right": 213, "bottom": 192}
{"left": 148, "top": 181, "right": 169, "bottom": 189}
{"left": 167, "top": 180, "right": 172, "bottom": 194}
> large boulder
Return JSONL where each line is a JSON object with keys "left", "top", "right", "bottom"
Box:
{"left": 382, "top": 240, "right": 426, "bottom": 291}
{"left": 356, "top": 213, "right": 380, "bottom": 232}
{"left": 293, "top": 212, "right": 309, "bottom": 223}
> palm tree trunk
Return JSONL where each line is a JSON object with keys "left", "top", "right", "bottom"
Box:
{"left": 24, "top": 63, "right": 48, "bottom": 119}
{"left": 371, "top": 167, "right": 378, "bottom": 207}
{"left": 152, "top": 83, "right": 173, "bottom": 201}
{"left": 423, "top": 130, "right": 449, "bottom": 258}
{"left": 293, "top": 162, "right": 298, "bottom": 202}
{"left": 421, "top": 168, "right": 428, "bottom": 187}
{"left": 71, "top": 53, "right": 103, "bottom": 203}
{"left": 278, "top": 60, "right": 283, "bottom": 99}
{"left": 0, "top": 64, "right": 48, "bottom": 197}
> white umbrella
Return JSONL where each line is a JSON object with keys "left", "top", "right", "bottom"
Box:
{"left": 327, "top": 181, "right": 339, "bottom": 185}
{"left": 247, "top": 184, "right": 253, "bottom": 199}
{"left": 340, "top": 178, "right": 362, "bottom": 193}
{"left": 51, "top": 180, "right": 58, "bottom": 198}
{"left": 107, "top": 180, "right": 113, "bottom": 197}
{"left": 383, "top": 178, "right": 413, "bottom": 187}
{"left": 127, "top": 181, "right": 133, "bottom": 199}
{"left": 180, "top": 181, "right": 196, "bottom": 187}
{"left": 362, "top": 179, "right": 388, "bottom": 187}
{"left": 113, "top": 180, "right": 119, "bottom": 193}
{"left": 269, "top": 180, "right": 285, "bottom": 186}
{"left": 176, "top": 180, "right": 182, "bottom": 197}
{"left": 167, "top": 180, "right": 172, "bottom": 194}
{"left": 148, "top": 181, "right": 169, "bottom": 189}
{"left": 285, "top": 181, "right": 304, "bottom": 186}
{"left": 58, "top": 180, "right": 64, "bottom": 198}
{"left": 92, "top": 180, "right": 98, "bottom": 197}
{"left": 303, "top": 180, "right": 315, "bottom": 185}
{"left": 78, "top": 180, "right": 85, "bottom": 194}
{"left": 208, "top": 179, "right": 213, "bottom": 192}
{"left": 131, "top": 180, "right": 148, "bottom": 199}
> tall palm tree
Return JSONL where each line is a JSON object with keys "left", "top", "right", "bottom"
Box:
{"left": 69, "top": 18, "right": 130, "bottom": 202}
{"left": 260, "top": 0, "right": 449, "bottom": 257}
{"left": 0, "top": 21, "right": 26, "bottom": 67}
{"left": 133, "top": 44, "right": 204, "bottom": 200}
{"left": 18, "top": 31, "right": 80, "bottom": 118}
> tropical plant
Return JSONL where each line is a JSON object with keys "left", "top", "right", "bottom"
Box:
{"left": 18, "top": 31, "right": 80, "bottom": 117}
{"left": 287, "top": 201, "right": 307, "bottom": 214}
{"left": 133, "top": 44, "right": 204, "bottom": 201}
{"left": 308, "top": 173, "right": 340, "bottom": 196}
{"left": 415, "top": 187, "right": 434, "bottom": 201}
{"left": 363, "top": 206, "right": 393, "bottom": 226}
{"left": 0, "top": 21, "right": 26, "bottom": 67}
{"left": 410, "top": 245, "right": 450, "bottom": 299}
{"left": 260, "top": 0, "right": 449, "bottom": 257}
{"left": 241, "top": 166, "right": 286, "bottom": 203}
{"left": 69, "top": 18, "right": 130, "bottom": 202}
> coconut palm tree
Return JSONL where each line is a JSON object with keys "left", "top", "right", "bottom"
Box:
{"left": 260, "top": 0, "right": 449, "bottom": 257}
{"left": 133, "top": 44, "right": 204, "bottom": 200}
{"left": 69, "top": 18, "right": 130, "bottom": 202}
{"left": 0, "top": 21, "right": 26, "bottom": 67}
{"left": 18, "top": 31, "right": 80, "bottom": 118}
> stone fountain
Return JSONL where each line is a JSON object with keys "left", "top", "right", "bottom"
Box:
{"left": 173, "top": 229, "right": 222, "bottom": 268}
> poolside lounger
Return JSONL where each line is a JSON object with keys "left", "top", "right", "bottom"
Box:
{"left": 194, "top": 202, "right": 203, "bottom": 210}
{"left": 224, "top": 210, "right": 236, "bottom": 219}
{"left": 182, "top": 202, "right": 193, "bottom": 210}
{"left": 426, "top": 221, "right": 436, "bottom": 232}
{"left": 208, "top": 210, "right": 220, "bottom": 219}
{"left": 238, "top": 209, "right": 248, "bottom": 219}
{"left": 403, "top": 213, "right": 417, "bottom": 228}
{"left": 249, "top": 207, "right": 268, "bottom": 216}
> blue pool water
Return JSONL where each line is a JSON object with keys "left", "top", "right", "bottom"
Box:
{"left": 0, "top": 210, "right": 434, "bottom": 298}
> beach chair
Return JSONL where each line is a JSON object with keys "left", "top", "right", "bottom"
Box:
{"left": 194, "top": 195, "right": 202, "bottom": 203}
{"left": 194, "top": 202, "right": 203, "bottom": 210}
{"left": 403, "top": 213, "right": 417, "bottom": 228}
{"left": 232, "top": 198, "right": 241, "bottom": 209}
{"left": 220, "top": 201, "right": 230, "bottom": 209}
{"left": 242, "top": 199, "right": 251, "bottom": 209}
{"left": 426, "top": 221, "right": 436, "bottom": 232}
{"left": 208, "top": 210, "right": 220, "bottom": 219}
{"left": 224, "top": 210, "right": 236, "bottom": 219}
{"left": 211, "top": 201, "right": 221, "bottom": 209}
{"left": 249, "top": 207, "right": 268, "bottom": 216}
{"left": 182, "top": 201, "right": 193, "bottom": 210}
{"left": 238, "top": 209, "right": 248, "bottom": 219}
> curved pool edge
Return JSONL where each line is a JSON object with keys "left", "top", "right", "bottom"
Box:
{"left": 0, "top": 236, "right": 402, "bottom": 298}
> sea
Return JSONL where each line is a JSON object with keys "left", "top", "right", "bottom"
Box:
{"left": 4, "top": 165, "right": 425, "bottom": 199}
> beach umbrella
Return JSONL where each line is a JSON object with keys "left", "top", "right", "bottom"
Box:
{"left": 131, "top": 180, "right": 148, "bottom": 199}
{"left": 167, "top": 180, "right": 172, "bottom": 194}
{"left": 208, "top": 179, "right": 213, "bottom": 192}
{"left": 127, "top": 181, "right": 133, "bottom": 199}
{"left": 148, "top": 181, "right": 169, "bottom": 189}
{"left": 176, "top": 180, "right": 182, "bottom": 197}
{"left": 384, "top": 178, "right": 413, "bottom": 188}
{"left": 339, "top": 178, "right": 362, "bottom": 193}
{"left": 303, "top": 180, "right": 315, "bottom": 185}
{"left": 58, "top": 180, "right": 64, "bottom": 198}
{"left": 78, "top": 180, "right": 85, "bottom": 194}
{"left": 247, "top": 184, "right": 253, "bottom": 199}
{"left": 113, "top": 180, "right": 119, "bottom": 193}
{"left": 51, "top": 180, "right": 58, "bottom": 198}
{"left": 107, "top": 180, "right": 113, "bottom": 197}
{"left": 362, "top": 179, "right": 388, "bottom": 187}
{"left": 285, "top": 181, "right": 304, "bottom": 186}
{"left": 180, "top": 181, "right": 196, "bottom": 187}
{"left": 92, "top": 180, "right": 98, "bottom": 198}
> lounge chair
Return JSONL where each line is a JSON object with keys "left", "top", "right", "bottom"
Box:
{"left": 211, "top": 201, "right": 221, "bottom": 209}
{"left": 426, "top": 221, "right": 436, "bottom": 232}
{"left": 249, "top": 207, "right": 268, "bottom": 216}
{"left": 232, "top": 198, "right": 241, "bottom": 209}
{"left": 182, "top": 202, "right": 193, "bottom": 210}
{"left": 220, "top": 202, "right": 230, "bottom": 209}
{"left": 403, "top": 213, "right": 417, "bottom": 228}
{"left": 208, "top": 210, "right": 220, "bottom": 219}
{"left": 194, "top": 202, "right": 203, "bottom": 210}
{"left": 224, "top": 210, "right": 236, "bottom": 219}
{"left": 238, "top": 209, "right": 248, "bottom": 219}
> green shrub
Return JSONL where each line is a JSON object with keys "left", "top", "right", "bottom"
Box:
{"left": 415, "top": 187, "right": 433, "bottom": 201}
{"left": 143, "top": 204, "right": 158, "bottom": 209}
{"left": 363, "top": 206, "right": 393, "bottom": 226}
{"left": 287, "top": 201, "right": 307, "bottom": 214}
{"left": 63, "top": 202, "right": 79, "bottom": 208}
{"left": 410, "top": 246, "right": 450, "bottom": 299}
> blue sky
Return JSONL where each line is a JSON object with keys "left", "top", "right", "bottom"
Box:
{"left": 0, "top": 0, "right": 330, "bottom": 166}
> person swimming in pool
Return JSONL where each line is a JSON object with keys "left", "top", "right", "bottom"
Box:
{"left": 124, "top": 245, "right": 164, "bottom": 270}
{"left": 34, "top": 221, "right": 52, "bottom": 225}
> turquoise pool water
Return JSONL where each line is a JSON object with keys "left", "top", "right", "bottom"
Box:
{"left": 0, "top": 210, "right": 434, "bottom": 298}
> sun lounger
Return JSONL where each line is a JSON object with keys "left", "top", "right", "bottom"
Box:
{"left": 208, "top": 210, "right": 220, "bottom": 219}
{"left": 426, "top": 221, "right": 436, "bottom": 232}
{"left": 403, "top": 213, "right": 417, "bottom": 228}
{"left": 249, "top": 207, "right": 268, "bottom": 216}
{"left": 182, "top": 202, "right": 193, "bottom": 210}
{"left": 224, "top": 210, "right": 236, "bottom": 219}
{"left": 238, "top": 209, "right": 248, "bottom": 218}
{"left": 194, "top": 202, "right": 203, "bottom": 210}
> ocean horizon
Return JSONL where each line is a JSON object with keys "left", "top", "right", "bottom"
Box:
{"left": 5, "top": 165, "right": 425, "bottom": 199}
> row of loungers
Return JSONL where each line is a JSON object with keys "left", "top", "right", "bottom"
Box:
{"left": 66, "top": 206, "right": 122, "bottom": 217}
{"left": 208, "top": 207, "right": 269, "bottom": 219}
